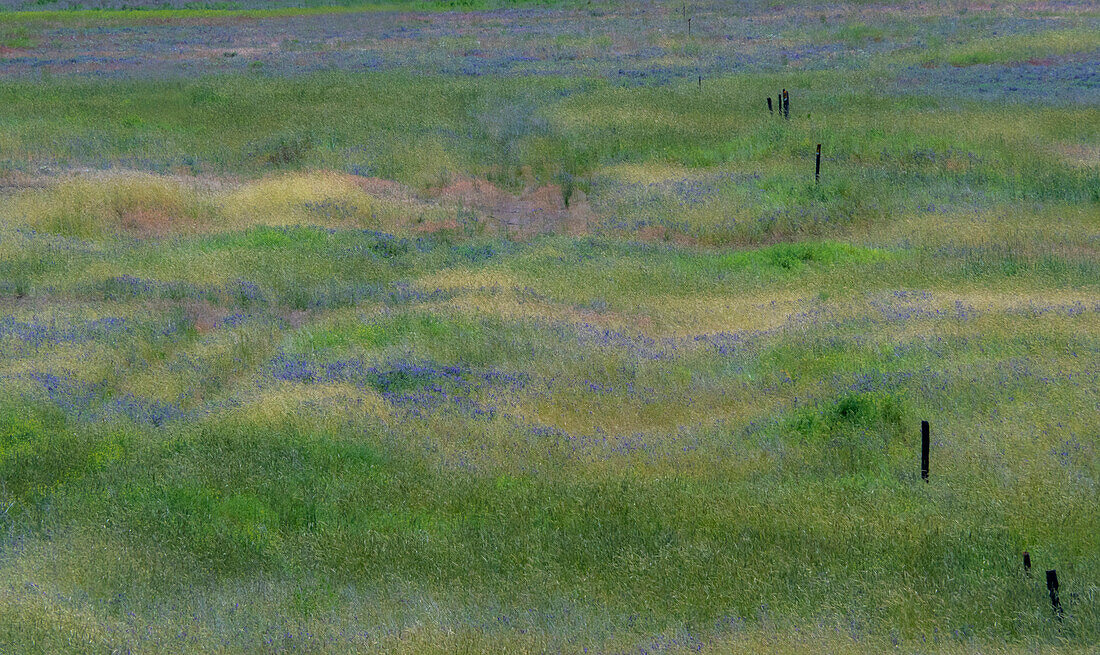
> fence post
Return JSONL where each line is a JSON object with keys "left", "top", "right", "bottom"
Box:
{"left": 1046, "top": 570, "right": 1063, "bottom": 619}
{"left": 1023, "top": 551, "right": 1031, "bottom": 576}
{"left": 815, "top": 144, "right": 821, "bottom": 183}
{"left": 921, "top": 420, "right": 930, "bottom": 481}
{"left": 768, "top": 97, "right": 773, "bottom": 113}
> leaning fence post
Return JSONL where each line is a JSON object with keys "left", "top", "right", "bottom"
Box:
{"left": 921, "top": 420, "right": 930, "bottom": 481}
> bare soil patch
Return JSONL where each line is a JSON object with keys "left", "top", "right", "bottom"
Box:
{"left": 435, "top": 176, "right": 594, "bottom": 238}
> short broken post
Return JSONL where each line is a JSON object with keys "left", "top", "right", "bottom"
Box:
{"left": 1046, "top": 570, "right": 1063, "bottom": 619}
{"left": 1023, "top": 551, "right": 1031, "bottom": 576}
{"left": 921, "top": 420, "right": 930, "bottom": 481}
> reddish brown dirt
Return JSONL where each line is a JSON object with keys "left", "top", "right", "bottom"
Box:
{"left": 1053, "top": 143, "right": 1099, "bottom": 167}
{"left": 434, "top": 176, "right": 594, "bottom": 238}
{"left": 436, "top": 177, "right": 510, "bottom": 207}
{"left": 7, "top": 170, "right": 603, "bottom": 240}
{"left": 346, "top": 175, "right": 414, "bottom": 201}
{"left": 184, "top": 301, "right": 230, "bottom": 334}
{"left": 283, "top": 310, "right": 309, "bottom": 329}
{"left": 0, "top": 170, "right": 49, "bottom": 191}
{"left": 119, "top": 207, "right": 181, "bottom": 238}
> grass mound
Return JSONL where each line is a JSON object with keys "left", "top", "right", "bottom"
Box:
{"left": 13, "top": 173, "right": 205, "bottom": 238}
{"left": 8, "top": 171, "right": 438, "bottom": 238}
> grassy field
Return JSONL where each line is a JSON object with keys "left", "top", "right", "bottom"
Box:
{"left": 0, "top": 0, "right": 1097, "bottom": 652}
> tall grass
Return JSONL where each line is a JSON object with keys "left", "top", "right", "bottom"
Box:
{"left": 1, "top": 71, "right": 1094, "bottom": 244}
{"left": 6, "top": 171, "right": 454, "bottom": 237}
{"left": 0, "top": 2, "right": 1098, "bottom": 652}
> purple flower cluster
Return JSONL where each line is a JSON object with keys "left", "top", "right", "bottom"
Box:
{"left": 897, "top": 58, "right": 1100, "bottom": 105}
{"left": 96, "top": 274, "right": 221, "bottom": 304}
{"left": 107, "top": 393, "right": 186, "bottom": 427}
{"left": 1003, "top": 301, "right": 1098, "bottom": 318}
{"left": 269, "top": 353, "right": 528, "bottom": 420}
{"left": 299, "top": 199, "right": 363, "bottom": 220}
{"left": 0, "top": 315, "right": 130, "bottom": 347}
{"left": 80, "top": 270, "right": 461, "bottom": 312}
{"left": 693, "top": 326, "right": 783, "bottom": 358}
{"left": 569, "top": 322, "right": 677, "bottom": 361}
{"left": 615, "top": 630, "right": 705, "bottom": 655}
{"left": 528, "top": 425, "right": 658, "bottom": 461}
{"left": 23, "top": 371, "right": 185, "bottom": 426}
{"left": 4, "top": 1, "right": 1050, "bottom": 86}
{"left": 385, "top": 282, "right": 455, "bottom": 306}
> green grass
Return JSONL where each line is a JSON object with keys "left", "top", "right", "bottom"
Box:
{"left": 0, "top": 1, "right": 1098, "bottom": 652}
{"left": 926, "top": 29, "right": 1100, "bottom": 67}
{"left": 0, "top": 0, "right": 596, "bottom": 23}
{"left": 1, "top": 72, "right": 1095, "bottom": 246}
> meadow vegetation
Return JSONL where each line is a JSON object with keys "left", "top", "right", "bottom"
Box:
{"left": 0, "top": 0, "right": 1097, "bottom": 652}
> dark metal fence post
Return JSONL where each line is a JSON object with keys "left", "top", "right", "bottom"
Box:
{"left": 768, "top": 97, "right": 773, "bottom": 113}
{"left": 815, "top": 144, "right": 821, "bottom": 183}
{"left": 921, "top": 420, "right": 930, "bottom": 481}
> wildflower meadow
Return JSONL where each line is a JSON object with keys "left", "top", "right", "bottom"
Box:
{"left": 0, "top": 0, "right": 1097, "bottom": 652}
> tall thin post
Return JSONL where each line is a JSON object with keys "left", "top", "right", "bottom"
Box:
{"left": 815, "top": 144, "right": 821, "bottom": 183}
{"left": 1046, "top": 570, "right": 1063, "bottom": 619}
{"left": 768, "top": 97, "right": 773, "bottom": 113}
{"left": 783, "top": 89, "right": 789, "bottom": 119}
{"left": 921, "top": 420, "right": 930, "bottom": 481}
